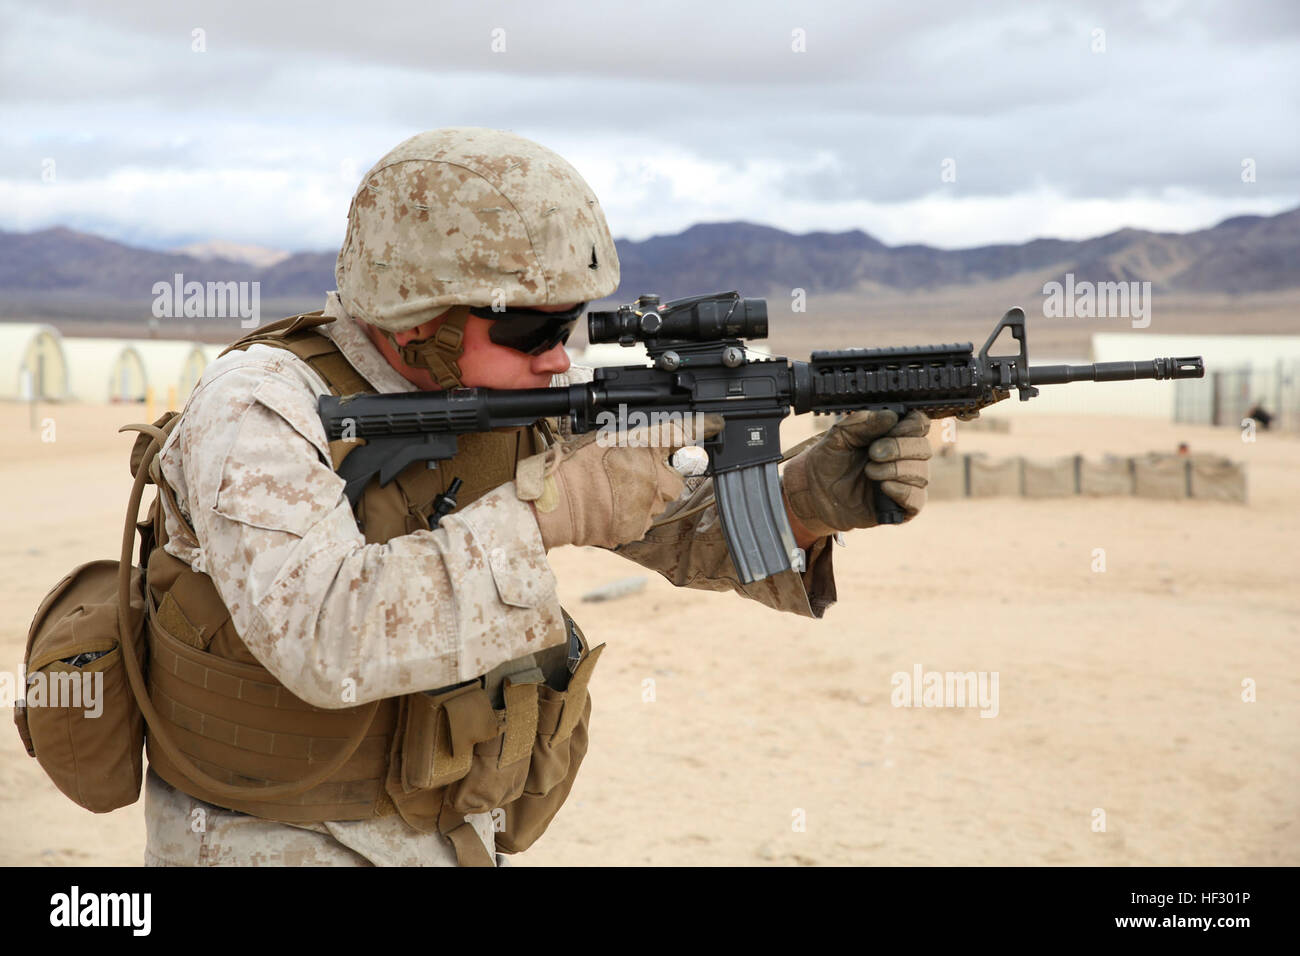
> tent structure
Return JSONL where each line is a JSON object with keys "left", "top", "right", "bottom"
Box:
{"left": 0, "top": 323, "right": 66, "bottom": 401}
{"left": 132, "top": 341, "right": 211, "bottom": 404}
{"left": 19, "top": 335, "right": 219, "bottom": 406}
{"left": 61, "top": 338, "right": 148, "bottom": 403}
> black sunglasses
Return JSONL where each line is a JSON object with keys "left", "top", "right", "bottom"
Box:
{"left": 469, "top": 302, "right": 587, "bottom": 356}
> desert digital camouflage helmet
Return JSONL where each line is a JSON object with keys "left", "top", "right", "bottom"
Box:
{"left": 336, "top": 127, "right": 620, "bottom": 330}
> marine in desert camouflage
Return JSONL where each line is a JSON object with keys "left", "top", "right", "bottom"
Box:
{"left": 142, "top": 128, "right": 929, "bottom": 866}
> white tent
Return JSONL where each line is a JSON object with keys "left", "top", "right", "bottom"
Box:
{"left": 0, "top": 323, "right": 66, "bottom": 401}
{"left": 61, "top": 338, "right": 148, "bottom": 403}
{"left": 131, "top": 341, "right": 211, "bottom": 404}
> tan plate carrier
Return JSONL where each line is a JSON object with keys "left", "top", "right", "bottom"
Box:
{"left": 18, "top": 312, "right": 599, "bottom": 867}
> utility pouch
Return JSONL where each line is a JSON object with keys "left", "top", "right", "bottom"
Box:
{"left": 397, "top": 619, "right": 604, "bottom": 854}
{"left": 496, "top": 638, "right": 605, "bottom": 854}
{"left": 15, "top": 560, "right": 147, "bottom": 812}
{"left": 444, "top": 675, "right": 539, "bottom": 815}
{"left": 400, "top": 682, "right": 500, "bottom": 793}
{"left": 398, "top": 674, "right": 541, "bottom": 815}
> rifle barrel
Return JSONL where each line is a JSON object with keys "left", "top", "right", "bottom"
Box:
{"left": 1028, "top": 356, "right": 1204, "bottom": 385}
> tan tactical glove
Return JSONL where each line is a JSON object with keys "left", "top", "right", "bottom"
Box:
{"left": 516, "top": 415, "right": 723, "bottom": 550}
{"left": 782, "top": 409, "right": 932, "bottom": 535}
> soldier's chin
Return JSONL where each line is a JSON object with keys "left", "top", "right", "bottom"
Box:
{"left": 463, "top": 371, "right": 554, "bottom": 390}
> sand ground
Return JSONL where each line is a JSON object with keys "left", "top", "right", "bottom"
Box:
{"left": 1, "top": 401, "right": 1295, "bottom": 866}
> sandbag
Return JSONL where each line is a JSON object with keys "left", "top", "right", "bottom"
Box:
{"left": 1133, "top": 454, "right": 1189, "bottom": 499}
{"left": 1189, "top": 457, "right": 1247, "bottom": 503}
{"left": 927, "top": 451, "right": 967, "bottom": 500}
{"left": 967, "top": 455, "right": 1021, "bottom": 498}
{"left": 1079, "top": 456, "right": 1134, "bottom": 496}
{"left": 1022, "top": 456, "right": 1078, "bottom": 498}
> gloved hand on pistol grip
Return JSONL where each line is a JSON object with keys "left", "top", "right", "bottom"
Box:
{"left": 782, "top": 409, "right": 932, "bottom": 535}
{"left": 515, "top": 414, "right": 724, "bottom": 550}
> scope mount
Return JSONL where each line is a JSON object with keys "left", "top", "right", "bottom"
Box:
{"left": 644, "top": 337, "right": 750, "bottom": 372}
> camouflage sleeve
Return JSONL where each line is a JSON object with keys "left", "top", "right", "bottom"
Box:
{"left": 158, "top": 348, "right": 565, "bottom": 709}
{"left": 612, "top": 476, "right": 837, "bottom": 619}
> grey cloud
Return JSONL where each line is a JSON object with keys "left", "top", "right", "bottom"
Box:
{"left": 0, "top": 134, "right": 209, "bottom": 180}
{"left": 30, "top": 0, "right": 1300, "bottom": 77}
{"left": 0, "top": 0, "right": 1296, "bottom": 247}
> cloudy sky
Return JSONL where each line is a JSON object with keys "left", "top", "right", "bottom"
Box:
{"left": 2, "top": 0, "right": 1297, "bottom": 253}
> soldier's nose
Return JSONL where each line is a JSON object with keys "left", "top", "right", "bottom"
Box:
{"left": 532, "top": 342, "right": 571, "bottom": 376}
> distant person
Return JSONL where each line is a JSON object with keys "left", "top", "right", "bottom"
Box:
{"left": 1246, "top": 403, "right": 1273, "bottom": 430}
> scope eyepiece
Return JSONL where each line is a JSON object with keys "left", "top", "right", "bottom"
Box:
{"left": 588, "top": 290, "right": 768, "bottom": 345}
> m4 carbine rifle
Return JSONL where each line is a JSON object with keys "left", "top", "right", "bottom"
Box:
{"left": 319, "top": 291, "right": 1204, "bottom": 585}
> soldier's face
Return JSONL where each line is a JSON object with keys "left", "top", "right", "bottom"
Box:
{"left": 378, "top": 305, "right": 574, "bottom": 390}
{"left": 455, "top": 306, "right": 574, "bottom": 388}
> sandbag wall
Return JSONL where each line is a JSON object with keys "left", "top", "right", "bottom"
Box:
{"left": 928, "top": 452, "right": 1247, "bottom": 503}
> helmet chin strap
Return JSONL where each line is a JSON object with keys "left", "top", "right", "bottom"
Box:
{"left": 382, "top": 306, "right": 473, "bottom": 389}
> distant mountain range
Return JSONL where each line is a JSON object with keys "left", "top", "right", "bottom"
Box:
{"left": 170, "top": 240, "right": 291, "bottom": 269}
{"left": 2, "top": 207, "right": 1297, "bottom": 319}
{"left": 617, "top": 209, "right": 1300, "bottom": 299}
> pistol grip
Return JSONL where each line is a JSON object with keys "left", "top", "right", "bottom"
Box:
{"left": 873, "top": 484, "right": 907, "bottom": 525}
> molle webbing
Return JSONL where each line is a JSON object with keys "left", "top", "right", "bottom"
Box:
{"left": 146, "top": 607, "right": 397, "bottom": 822}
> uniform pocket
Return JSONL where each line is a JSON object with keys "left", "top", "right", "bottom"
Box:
{"left": 212, "top": 385, "right": 338, "bottom": 535}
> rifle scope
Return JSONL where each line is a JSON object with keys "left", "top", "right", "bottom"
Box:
{"left": 588, "top": 291, "right": 767, "bottom": 346}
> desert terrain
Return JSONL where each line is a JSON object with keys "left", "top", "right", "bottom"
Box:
{"left": 1, "top": 399, "right": 1296, "bottom": 866}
